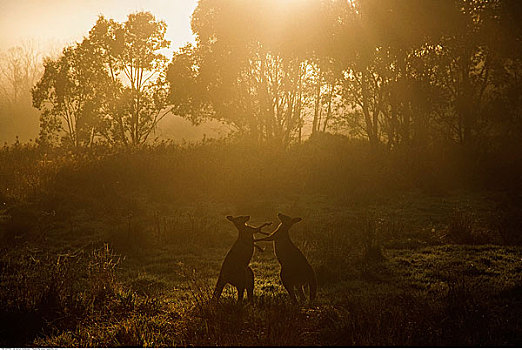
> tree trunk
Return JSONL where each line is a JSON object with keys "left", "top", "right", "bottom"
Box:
{"left": 361, "top": 70, "right": 378, "bottom": 147}
{"left": 312, "top": 67, "right": 322, "bottom": 136}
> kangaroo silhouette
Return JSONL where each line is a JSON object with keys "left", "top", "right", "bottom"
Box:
{"left": 255, "top": 213, "right": 317, "bottom": 303}
{"left": 213, "top": 215, "right": 271, "bottom": 302}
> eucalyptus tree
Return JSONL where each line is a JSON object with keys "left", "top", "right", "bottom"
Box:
{"left": 32, "top": 40, "right": 111, "bottom": 147}
{"left": 430, "top": 0, "right": 522, "bottom": 147}
{"left": 168, "top": 0, "right": 343, "bottom": 146}
{"left": 88, "top": 12, "right": 171, "bottom": 146}
{"left": 170, "top": 0, "right": 521, "bottom": 150}
{"left": 336, "top": 0, "right": 461, "bottom": 148}
{"left": 32, "top": 11, "right": 171, "bottom": 147}
{"left": 1, "top": 43, "right": 42, "bottom": 105}
{"left": 0, "top": 42, "right": 43, "bottom": 142}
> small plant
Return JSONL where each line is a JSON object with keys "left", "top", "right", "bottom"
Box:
{"left": 493, "top": 207, "right": 522, "bottom": 245}
{"left": 446, "top": 208, "right": 477, "bottom": 244}
{"left": 361, "top": 214, "right": 385, "bottom": 263}
{"left": 88, "top": 243, "right": 121, "bottom": 306}
{"left": 116, "top": 289, "right": 137, "bottom": 311}
{"left": 179, "top": 264, "right": 214, "bottom": 310}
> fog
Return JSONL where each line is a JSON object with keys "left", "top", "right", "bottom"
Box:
{"left": 0, "top": 0, "right": 218, "bottom": 144}
{"left": 0, "top": 0, "right": 197, "bottom": 52}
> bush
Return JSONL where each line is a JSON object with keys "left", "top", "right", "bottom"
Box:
{"left": 446, "top": 209, "right": 476, "bottom": 244}
{"left": 492, "top": 197, "right": 522, "bottom": 245}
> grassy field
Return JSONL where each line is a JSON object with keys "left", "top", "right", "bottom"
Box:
{"left": 1, "top": 138, "right": 522, "bottom": 346}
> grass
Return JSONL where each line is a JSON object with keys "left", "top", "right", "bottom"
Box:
{"left": 1, "top": 137, "right": 522, "bottom": 346}
{"left": 3, "top": 240, "right": 520, "bottom": 346}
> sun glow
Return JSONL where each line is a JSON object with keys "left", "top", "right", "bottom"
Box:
{"left": 0, "top": 0, "right": 198, "bottom": 54}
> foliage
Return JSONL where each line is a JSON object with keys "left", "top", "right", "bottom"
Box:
{"left": 0, "top": 136, "right": 521, "bottom": 346}
{"left": 32, "top": 42, "right": 112, "bottom": 147}
{"left": 88, "top": 12, "right": 171, "bottom": 145}
{"left": 3, "top": 1, "right": 522, "bottom": 346}
{"left": 32, "top": 12, "right": 170, "bottom": 147}
{"left": 168, "top": 0, "right": 350, "bottom": 146}
{"left": 166, "top": 0, "right": 522, "bottom": 151}
{"left": 0, "top": 244, "right": 121, "bottom": 346}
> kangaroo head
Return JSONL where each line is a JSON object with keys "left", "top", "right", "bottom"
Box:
{"left": 226, "top": 215, "right": 272, "bottom": 238}
{"left": 226, "top": 215, "right": 250, "bottom": 228}
{"left": 277, "top": 213, "right": 302, "bottom": 228}
{"left": 255, "top": 213, "right": 301, "bottom": 242}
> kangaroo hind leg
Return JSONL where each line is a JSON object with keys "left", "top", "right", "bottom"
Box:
{"left": 236, "top": 286, "right": 245, "bottom": 302}
{"left": 280, "top": 270, "right": 297, "bottom": 303}
{"left": 296, "top": 284, "right": 306, "bottom": 302}
{"left": 213, "top": 276, "right": 226, "bottom": 301}
{"left": 246, "top": 267, "right": 254, "bottom": 302}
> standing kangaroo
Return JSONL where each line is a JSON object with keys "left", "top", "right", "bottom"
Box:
{"left": 255, "top": 213, "right": 317, "bottom": 303}
{"left": 213, "top": 215, "right": 271, "bottom": 302}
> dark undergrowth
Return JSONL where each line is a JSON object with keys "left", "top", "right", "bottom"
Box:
{"left": 1, "top": 241, "right": 520, "bottom": 347}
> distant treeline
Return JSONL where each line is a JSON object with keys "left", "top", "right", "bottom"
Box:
{"left": 0, "top": 42, "right": 42, "bottom": 143}
{"left": 6, "top": 0, "right": 522, "bottom": 154}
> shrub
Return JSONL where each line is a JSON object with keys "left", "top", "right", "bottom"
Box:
{"left": 446, "top": 209, "right": 477, "bottom": 244}
{"left": 361, "top": 214, "right": 386, "bottom": 263}
{"left": 493, "top": 203, "right": 522, "bottom": 245}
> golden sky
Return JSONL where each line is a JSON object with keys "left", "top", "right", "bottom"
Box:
{"left": 0, "top": 0, "right": 198, "bottom": 53}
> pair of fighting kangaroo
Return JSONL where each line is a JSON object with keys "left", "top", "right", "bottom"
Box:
{"left": 213, "top": 213, "right": 317, "bottom": 304}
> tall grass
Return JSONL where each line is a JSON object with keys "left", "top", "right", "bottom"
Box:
{"left": 0, "top": 134, "right": 496, "bottom": 213}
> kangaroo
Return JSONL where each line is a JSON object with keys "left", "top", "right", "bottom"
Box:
{"left": 213, "top": 215, "right": 271, "bottom": 302}
{"left": 255, "top": 213, "right": 317, "bottom": 303}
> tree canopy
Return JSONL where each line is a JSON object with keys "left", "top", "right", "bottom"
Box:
{"left": 28, "top": 1, "right": 522, "bottom": 152}
{"left": 32, "top": 11, "right": 170, "bottom": 147}
{"left": 166, "top": 0, "right": 522, "bottom": 149}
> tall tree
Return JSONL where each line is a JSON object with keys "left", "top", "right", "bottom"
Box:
{"left": 32, "top": 40, "right": 111, "bottom": 147}
{"left": 87, "top": 12, "right": 171, "bottom": 145}
{"left": 0, "top": 42, "right": 43, "bottom": 142}
{"left": 168, "top": 0, "right": 342, "bottom": 146}
{"left": 32, "top": 12, "right": 171, "bottom": 147}
{"left": 336, "top": 0, "right": 461, "bottom": 148}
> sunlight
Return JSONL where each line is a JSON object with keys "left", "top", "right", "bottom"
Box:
{"left": 0, "top": 0, "right": 198, "bottom": 54}
{"left": 1, "top": 0, "right": 522, "bottom": 347}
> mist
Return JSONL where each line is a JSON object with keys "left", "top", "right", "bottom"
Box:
{"left": 0, "top": 0, "right": 206, "bottom": 144}
{"left": 1, "top": 0, "right": 521, "bottom": 347}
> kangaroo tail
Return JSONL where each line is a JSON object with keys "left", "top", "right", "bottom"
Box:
{"left": 213, "top": 276, "right": 225, "bottom": 300}
{"left": 309, "top": 272, "right": 317, "bottom": 302}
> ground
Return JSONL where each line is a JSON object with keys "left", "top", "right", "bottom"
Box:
{"left": 1, "top": 191, "right": 521, "bottom": 346}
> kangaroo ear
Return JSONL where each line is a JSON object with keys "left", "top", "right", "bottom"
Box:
{"left": 277, "top": 213, "right": 288, "bottom": 221}
{"left": 293, "top": 217, "right": 302, "bottom": 224}
{"left": 226, "top": 215, "right": 234, "bottom": 222}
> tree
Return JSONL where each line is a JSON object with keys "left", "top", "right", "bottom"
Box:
{"left": 32, "top": 11, "right": 171, "bottom": 147}
{"left": 335, "top": 0, "right": 462, "bottom": 148}
{"left": 0, "top": 43, "right": 42, "bottom": 105}
{"left": 0, "top": 42, "right": 43, "bottom": 142}
{"left": 32, "top": 40, "right": 111, "bottom": 147}
{"left": 168, "top": 0, "right": 343, "bottom": 146}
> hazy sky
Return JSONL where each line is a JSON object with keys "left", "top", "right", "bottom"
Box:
{"left": 0, "top": 0, "right": 198, "bottom": 54}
